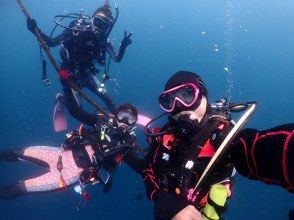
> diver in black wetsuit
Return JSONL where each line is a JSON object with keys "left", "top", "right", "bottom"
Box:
{"left": 26, "top": 1, "right": 132, "bottom": 126}
{"left": 0, "top": 103, "right": 143, "bottom": 199}
{"left": 142, "top": 71, "right": 294, "bottom": 220}
{"left": 65, "top": 103, "right": 143, "bottom": 193}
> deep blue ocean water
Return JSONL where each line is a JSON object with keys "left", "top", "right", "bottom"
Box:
{"left": 0, "top": 0, "right": 293, "bottom": 219}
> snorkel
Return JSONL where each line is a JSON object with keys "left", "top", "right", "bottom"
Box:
{"left": 105, "top": 2, "right": 119, "bottom": 39}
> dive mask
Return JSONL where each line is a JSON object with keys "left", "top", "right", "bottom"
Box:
{"left": 159, "top": 83, "right": 200, "bottom": 113}
{"left": 92, "top": 15, "right": 112, "bottom": 33}
{"left": 116, "top": 109, "right": 137, "bottom": 127}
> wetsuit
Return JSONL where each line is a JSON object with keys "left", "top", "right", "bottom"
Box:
{"left": 230, "top": 124, "right": 294, "bottom": 192}
{"left": 143, "top": 123, "right": 294, "bottom": 219}
{"left": 29, "top": 20, "right": 129, "bottom": 126}
{"left": 0, "top": 125, "right": 142, "bottom": 199}
{"left": 0, "top": 146, "right": 84, "bottom": 199}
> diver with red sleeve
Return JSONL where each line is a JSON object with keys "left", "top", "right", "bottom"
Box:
{"left": 142, "top": 71, "right": 293, "bottom": 220}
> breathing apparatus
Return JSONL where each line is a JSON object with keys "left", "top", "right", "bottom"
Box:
{"left": 116, "top": 123, "right": 130, "bottom": 134}
{"left": 52, "top": 4, "right": 119, "bottom": 37}
{"left": 211, "top": 97, "right": 249, "bottom": 113}
{"left": 52, "top": 10, "right": 91, "bottom": 34}
{"left": 144, "top": 98, "right": 250, "bottom": 139}
{"left": 144, "top": 104, "right": 207, "bottom": 140}
{"left": 144, "top": 112, "right": 170, "bottom": 137}
{"left": 144, "top": 111, "right": 203, "bottom": 140}
{"left": 171, "top": 114, "right": 202, "bottom": 140}
{"left": 169, "top": 100, "right": 256, "bottom": 201}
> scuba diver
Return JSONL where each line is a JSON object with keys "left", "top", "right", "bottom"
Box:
{"left": 26, "top": 0, "right": 132, "bottom": 126}
{"left": 0, "top": 104, "right": 143, "bottom": 200}
{"left": 142, "top": 71, "right": 294, "bottom": 220}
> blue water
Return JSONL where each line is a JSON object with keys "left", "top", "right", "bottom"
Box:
{"left": 0, "top": 0, "right": 293, "bottom": 219}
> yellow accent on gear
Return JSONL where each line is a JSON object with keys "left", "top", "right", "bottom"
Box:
{"left": 100, "top": 127, "right": 106, "bottom": 140}
{"left": 203, "top": 184, "right": 228, "bottom": 220}
{"left": 100, "top": 131, "right": 105, "bottom": 140}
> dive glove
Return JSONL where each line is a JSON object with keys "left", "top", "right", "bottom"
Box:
{"left": 120, "top": 31, "right": 133, "bottom": 49}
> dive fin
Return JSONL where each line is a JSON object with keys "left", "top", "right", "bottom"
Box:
{"left": 53, "top": 93, "right": 67, "bottom": 132}
{"left": 137, "top": 114, "right": 152, "bottom": 127}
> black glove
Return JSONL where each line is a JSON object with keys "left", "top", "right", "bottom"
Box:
{"left": 27, "top": 18, "right": 38, "bottom": 33}
{"left": 120, "top": 31, "right": 132, "bottom": 49}
{"left": 154, "top": 191, "right": 189, "bottom": 220}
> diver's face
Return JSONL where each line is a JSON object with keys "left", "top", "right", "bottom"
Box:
{"left": 171, "top": 96, "right": 208, "bottom": 123}
{"left": 116, "top": 121, "right": 133, "bottom": 133}
{"left": 92, "top": 11, "right": 111, "bottom": 34}
{"left": 96, "top": 11, "right": 109, "bottom": 19}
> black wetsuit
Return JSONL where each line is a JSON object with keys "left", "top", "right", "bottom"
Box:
{"left": 66, "top": 119, "right": 143, "bottom": 192}
{"left": 0, "top": 123, "right": 143, "bottom": 199}
{"left": 33, "top": 21, "right": 128, "bottom": 126}
{"left": 143, "top": 123, "right": 294, "bottom": 219}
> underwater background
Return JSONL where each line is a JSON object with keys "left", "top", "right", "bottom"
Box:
{"left": 0, "top": 0, "right": 293, "bottom": 219}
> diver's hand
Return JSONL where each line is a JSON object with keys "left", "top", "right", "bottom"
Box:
{"left": 172, "top": 205, "right": 204, "bottom": 220}
{"left": 27, "top": 18, "right": 38, "bottom": 33}
{"left": 121, "top": 31, "right": 132, "bottom": 48}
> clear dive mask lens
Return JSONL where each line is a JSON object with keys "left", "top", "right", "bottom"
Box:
{"left": 117, "top": 110, "right": 137, "bottom": 126}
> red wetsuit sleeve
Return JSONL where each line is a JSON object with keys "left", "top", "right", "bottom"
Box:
{"left": 231, "top": 123, "right": 294, "bottom": 192}
{"left": 142, "top": 139, "right": 168, "bottom": 201}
